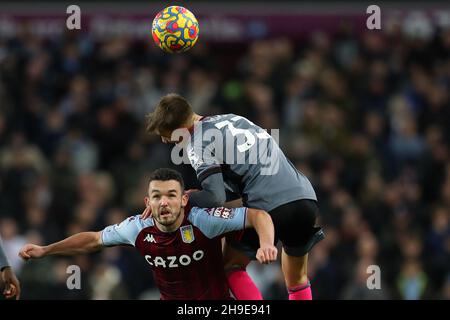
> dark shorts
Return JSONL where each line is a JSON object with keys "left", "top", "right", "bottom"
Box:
{"left": 227, "top": 199, "right": 325, "bottom": 258}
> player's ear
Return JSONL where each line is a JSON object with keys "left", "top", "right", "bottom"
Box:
{"left": 144, "top": 196, "right": 150, "bottom": 207}
{"left": 181, "top": 193, "right": 189, "bottom": 207}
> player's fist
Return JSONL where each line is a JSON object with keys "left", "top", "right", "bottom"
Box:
{"left": 1, "top": 267, "right": 20, "bottom": 300}
{"left": 256, "top": 245, "right": 278, "bottom": 264}
{"left": 140, "top": 206, "right": 153, "bottom": 220}
{"left": 18, "top": 244, "right": 46, "bottom": 260}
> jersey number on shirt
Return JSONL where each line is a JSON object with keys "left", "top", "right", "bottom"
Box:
{"left": 214, "top": 116, "right": 270, "bottom": 153}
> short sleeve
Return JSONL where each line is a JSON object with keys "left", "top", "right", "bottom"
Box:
{"left": 188, "top": 207, "right": 247, "bottom": 239}
{"left": 101, "top": 215, "right": 149, "bottom": 247}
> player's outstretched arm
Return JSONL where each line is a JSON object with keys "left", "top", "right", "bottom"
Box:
{"left": 245, "top": 209, "right": 278, "bottom": 264}
{"left": 19, "top": 232, "right": 104, "bottom": 260}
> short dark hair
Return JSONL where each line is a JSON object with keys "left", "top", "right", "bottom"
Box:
{"left": 149, "top": 168, "right": 185, "bottom": 191}
{"left": 146, "top": 93, "right": 193, "bottom": 134}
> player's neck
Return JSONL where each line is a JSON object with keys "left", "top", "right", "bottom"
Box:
{"left": 184, "top": 114, "right": 203, "bottom": 134}
{"left": 188, "top": 114, "right": 203, "bottom": 126}
{"left": 194, "top": 114, "right": 203, "bottom": 122}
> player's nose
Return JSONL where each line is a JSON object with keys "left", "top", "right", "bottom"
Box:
{"left": 160, "top": 197, "right": 169, "bottom": 206}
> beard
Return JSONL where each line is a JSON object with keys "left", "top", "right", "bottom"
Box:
{"left": 154, "top": 209, "right": 181, "bottom": 226}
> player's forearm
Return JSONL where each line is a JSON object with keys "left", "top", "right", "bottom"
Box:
{"left": 246, "top": 209, "right": 275, "bottom": 247}
{"left": 43, "top": 232, "right": 103, "bottom": 256}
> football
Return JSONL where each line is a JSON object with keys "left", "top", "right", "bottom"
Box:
{"left": 151, "top": 6, "right": 199, "bottom": 53}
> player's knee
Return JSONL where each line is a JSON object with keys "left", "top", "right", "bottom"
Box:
{"left": 294, "top": 262, "right": 309, "bottom": 283}
{"left": 299, "top": 273, "right": 309, "bottom": 284}
{"left": 282, "top": 254, "right": 309, "bottom": 286}
{"left": 285, "top": 274, "right": 309, "bottom": 288}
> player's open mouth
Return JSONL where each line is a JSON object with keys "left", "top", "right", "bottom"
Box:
{"left": 160, "top": 210, "right": 171, "bottom": 217}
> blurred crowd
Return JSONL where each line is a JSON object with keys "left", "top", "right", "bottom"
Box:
{"left": 0, "top": 20, "right": 449, "bottom": 300}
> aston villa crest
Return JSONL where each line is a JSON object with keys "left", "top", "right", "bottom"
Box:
{"left": 180, "top": 225, "right": 195, "bottom": 243}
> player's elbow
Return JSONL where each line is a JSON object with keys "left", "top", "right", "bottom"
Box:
{"left": 207, "top": 192, "right": 226, "bottom": 207}
{"left": 88, "top": 232, "right": 104, "bottom": 252}
{"left": 190, "top": 189, "right": 226, "bottom": 207}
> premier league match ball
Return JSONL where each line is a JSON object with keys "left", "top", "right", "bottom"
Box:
{"left": 151, "top": 6, "right": 200, "bottom": 53}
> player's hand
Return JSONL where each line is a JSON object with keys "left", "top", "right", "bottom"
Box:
{"left": 256, "top": 245, "right": 278, "bottom": 264}
{"left": 1, "top": 267, "right": 21, "bottom": 300}
{"left": 18, "top": 244, "right": 46, "bottom": 260}
{"left": 140, "top": 206, "right": 153, "bottom": 220}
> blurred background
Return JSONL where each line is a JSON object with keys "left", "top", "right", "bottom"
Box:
{"left": 0, "top": 1, "right": 449, "bottom": 299}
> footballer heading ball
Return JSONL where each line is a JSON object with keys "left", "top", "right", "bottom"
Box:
{"left": 152, "top": 6, "right": 199, "bottom": 53}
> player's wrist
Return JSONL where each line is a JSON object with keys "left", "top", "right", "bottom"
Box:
{"left": 259, "top": 242, "right": 273, "bottom": 248}
{"left": 41, "top": 245, "right": 51, "bottom": 256}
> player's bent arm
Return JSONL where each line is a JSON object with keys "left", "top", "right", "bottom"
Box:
{"left": 189, "top": 173, "right": 226, "bottom": 207}
{"left": 245, "top": 209, "right": 278, "bottom": 264}
{"left": 245, "top": 209, "right": 274, "bottom": 248}
{"left": 19, "top": 232, "right": 104, "bottom": 260}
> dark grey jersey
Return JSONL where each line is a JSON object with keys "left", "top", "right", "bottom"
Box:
{"left": 186, "top": 114, "right": 317, "bottom": 212}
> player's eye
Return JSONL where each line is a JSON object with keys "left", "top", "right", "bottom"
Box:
{"left": 152, "top": 195, "right": 160, "bottom": 199}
